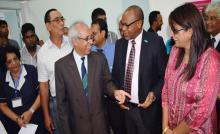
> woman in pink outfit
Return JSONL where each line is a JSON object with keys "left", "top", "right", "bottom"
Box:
{"left": 162, "top": 3, "right": 220, "bottom": 134}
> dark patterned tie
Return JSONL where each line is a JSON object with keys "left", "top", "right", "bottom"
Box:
{"left": 124, "top": 40, "right": 136, "bottom": 95}
{"left": 81, "top": 57, "right": 88, "bottom": 96}
{"left": 211, "top": 38, "right": 216, "bottom": 47}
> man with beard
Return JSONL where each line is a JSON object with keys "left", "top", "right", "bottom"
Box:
{"left": 20, "top": 23, "right": 40, "bottom": 67}
{"left": 0, "top": 20, "right": 20, "bottom": 49}
{"left": 148, "top": 11, "right": 163, "bottom": 34}
{"left": 147, "top": 11, "right": 167, "bottom": 56}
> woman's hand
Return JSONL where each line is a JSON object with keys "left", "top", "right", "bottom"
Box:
{"left": 17, "top": 117, "right": 25, "bottom": 127}
{"left": 21, "top": 110, "right": 33, "bottom": 124}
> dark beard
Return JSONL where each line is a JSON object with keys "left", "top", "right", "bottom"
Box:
{"left": 27, "top": 44, "right": 36, "bottom": 52}
{"left": 157, "top": 26, "right": 162, "bottom": 31}
{"left": 0, "top": 32, "right": 8, "bottom": 38}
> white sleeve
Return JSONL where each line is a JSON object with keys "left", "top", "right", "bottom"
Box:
{"left": 37, "top": 49, "right": 49, "bottom": 82}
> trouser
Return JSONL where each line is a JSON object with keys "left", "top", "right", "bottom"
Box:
{"left": 49, "top": 96, "right": 59, "bottom": 134}
{"left": 107, "top": 100, "right": 126, "bottom": 134}
{"left": 124, "top": 107, "right": 148, "bottom": 134}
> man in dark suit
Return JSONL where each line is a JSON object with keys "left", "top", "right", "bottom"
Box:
{"left": 205, "top": 2, "right": 220, "bottom": 52}
{"left": 55, "top": 21, "right": 130, "bottom": 134}
{"left": 204, "top": 2, "right": 220, "bottom": 133}
{"left": 111, "top": 5, "right": 167, "bottom": 134}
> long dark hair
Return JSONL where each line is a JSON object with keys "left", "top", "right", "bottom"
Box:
{"left": 169, "top": 3, "right": 210, "bottom": 81}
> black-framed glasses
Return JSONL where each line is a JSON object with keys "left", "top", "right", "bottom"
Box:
{"left": 172, "top": 28, "right": 185, "bottom": 35}
{"left": 78, "top": 34, "right": 94, "bottom": 42}
{"left": 120, "top": 19, "right": 142, "bottom": 29}
{"left": 49, "top": 16, "right": 65, "bottom": 23}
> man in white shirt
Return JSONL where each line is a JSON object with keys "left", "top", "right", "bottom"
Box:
{"left": 37, "top": 9, "right": 72, "bottom": 134}
{"left": 20, "top": 23, "right": 40, "bottom": 67}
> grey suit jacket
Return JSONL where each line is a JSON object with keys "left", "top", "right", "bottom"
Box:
{"left": 55, "top": 50, "right": 117, "bottom": 134}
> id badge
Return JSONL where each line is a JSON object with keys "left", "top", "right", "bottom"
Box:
{"left": 12, "top": 97, "right": 22, "bottom": 108}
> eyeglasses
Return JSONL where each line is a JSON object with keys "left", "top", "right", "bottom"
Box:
{"left": 172, "top": 28, "right": 186, "bottom": 35}
{"left": 78, "top": 34, "right": 94, "bottom": 42}
{"left": 120, "top": 19, "right": 141, "bottom": 29}
{"left": 49, "top": 16, "right": 65, "bottom": 23}
{"left": 204, "top": 15, "right": 220, "bottom": 22}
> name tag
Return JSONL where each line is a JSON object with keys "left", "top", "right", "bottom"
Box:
{"left": 12, "top": 97, "right": 22, "bottom": 108}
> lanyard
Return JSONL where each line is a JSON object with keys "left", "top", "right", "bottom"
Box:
{"left": 10, "top": 65, "right": 23, "bottom": 98}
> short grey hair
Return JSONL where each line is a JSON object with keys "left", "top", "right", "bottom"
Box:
{"left": 205, "top": 2, "right": 220, "bottom": 17}
{"left": 68, "top": 21, "right": 87, "bottom": 45}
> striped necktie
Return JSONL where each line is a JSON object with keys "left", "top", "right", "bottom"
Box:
{"left": 124, "top": 40, "right": 136, "bottom": 96}
{"left": 81, "top": 57, "right": 88, "bottom": 96}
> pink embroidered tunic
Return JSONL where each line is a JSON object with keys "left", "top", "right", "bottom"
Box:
{"left": 162, "top": 46, "right": 220, "bottom": 134}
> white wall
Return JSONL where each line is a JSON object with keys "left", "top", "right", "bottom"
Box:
{"left": 0, "top": 1, "right": 20, "bottom": 9}
{"left": 149, "top": 0, "right": 220, "bottom": 41}
{"left": 21, "top": 0, "right": 150, "bottom": 41}
{"left": 2, "top": 0, "right": 220, "bottom": 42}
{"left": 148, "top": 0, "right": 186, "bottom": 41}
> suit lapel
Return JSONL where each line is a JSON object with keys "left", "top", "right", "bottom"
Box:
{"left": 139, "top": 31, "right": 150, "bottom": 81}
{"left": 216, "top": 41, "right": 220, "bottom": 53}
{"left": 67, "top": 51, "right": 87, "bottom": 99}
{"left": 121, "top": 39, "right": 128, "bottom": 86}
{"left": 87, "top": 54, "right": 95, "bottom": 103}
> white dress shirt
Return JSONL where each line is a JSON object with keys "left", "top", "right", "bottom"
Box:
{"left": 73, "top": 50, "right": 88, "bottom": 79}
{"left": 211, "top": 32, "right": 220, "bottom": 48}
{"left": 20, "top": 45, "right": 40, "bottom": 67}
{"left": 125, "top": 30, "right": 143, "bottom": 103}
{"left": 37, "top": 36, "right": 72, "bottom": 97}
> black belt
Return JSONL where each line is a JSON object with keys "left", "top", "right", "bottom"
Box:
{"left": 125, "top": 101, "right": 138, "bottom": 109}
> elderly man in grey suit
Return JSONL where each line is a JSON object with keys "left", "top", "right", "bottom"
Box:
{"left": 55, "top": 21, "right": 130, "bottom": 134}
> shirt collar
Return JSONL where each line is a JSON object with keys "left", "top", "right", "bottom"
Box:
{"left": 92, "top": 41, "right": 109, "bottom": 52}
{"left": 22, "top": 45, "right": 40, "bottom": 56}
{"left": 48, "top": 35, "right": 68, "bottom": 48}
{"left": 6, "top": 65, "right": 27, "bottom": 91}
{"left": 73, "top": 49, "right": 88, "bottom": 62}
{"left": 129, "top": 29, "right": 143, "bottom": 45}
{"left": 212, "top": 32, "right": 220, "bottom": 43}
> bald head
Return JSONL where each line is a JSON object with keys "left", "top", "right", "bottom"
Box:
{"left": 75, "top": 22, "right": 90, "bottom": 35}
{"left": 124, "top": 5, "right": 144, "bottom": 21}
{"left": 68, "top": 21, "right": 89, "bottom": 40}
{"left": 68, "top": 21, "right": 93, "bottom": 56}
{"left": 120, "top": 5, "right": 144, "bottom": 40}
